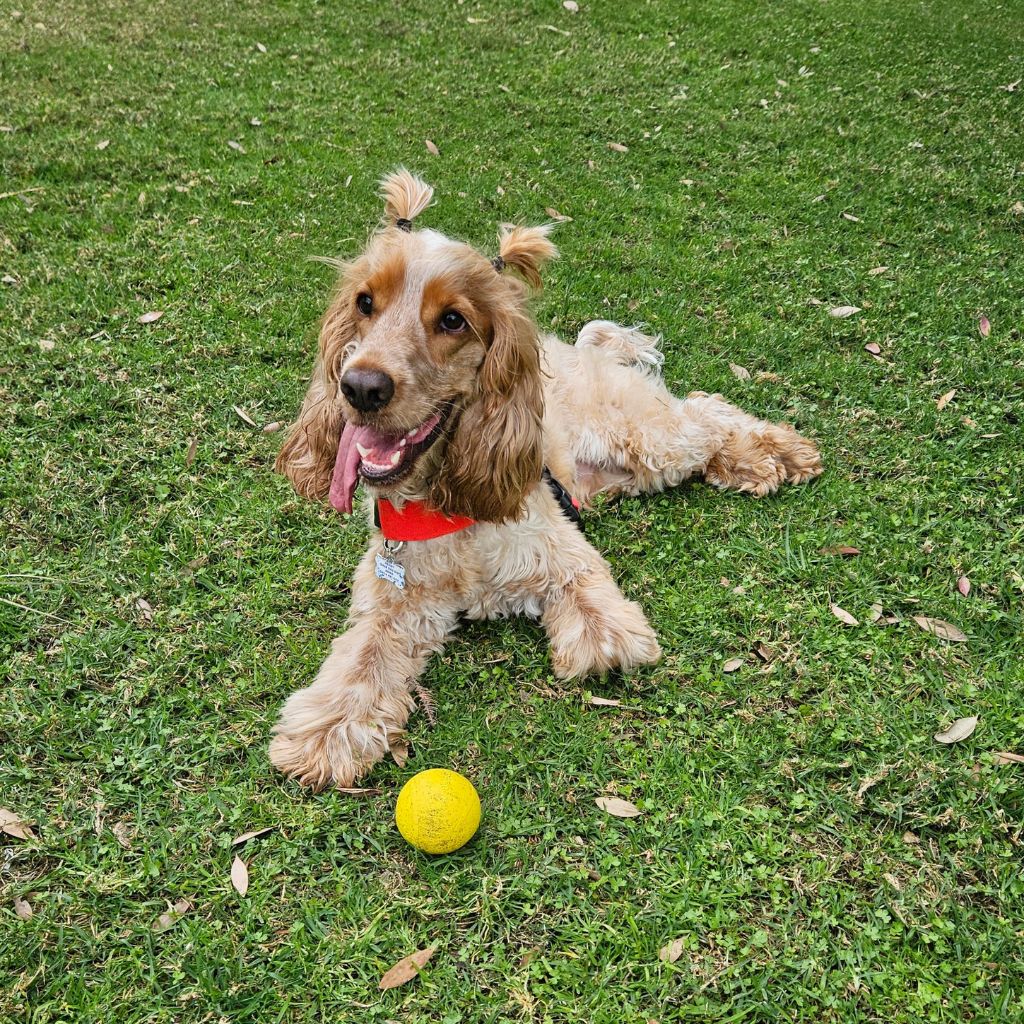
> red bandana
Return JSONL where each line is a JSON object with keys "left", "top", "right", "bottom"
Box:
{"left": 376, "top": 499, "right": 475, "bottom": 542}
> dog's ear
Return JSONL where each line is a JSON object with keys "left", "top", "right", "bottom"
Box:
{"left": 433, "top": 298, "right": 544, "bottom": 522}
{"left": 274, "top": 298, "right": 351, "bottom": 500}
{"left": 496, "top": 223, "right": 558, "bottom": 288}
{"left": 379, "top": 169, "right": 434, "bottom": 228}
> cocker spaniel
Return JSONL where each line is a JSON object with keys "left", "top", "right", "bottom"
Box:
{"left": 270, "top": 170, "right": 822, "bottom": 790}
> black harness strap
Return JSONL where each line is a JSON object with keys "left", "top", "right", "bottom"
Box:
{"left": 543, "top": 467, "right": 583, "bottom": 531}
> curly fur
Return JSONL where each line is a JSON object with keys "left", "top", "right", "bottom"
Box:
{"left": 270, "top": 171, "right": 823, "bottom": 790}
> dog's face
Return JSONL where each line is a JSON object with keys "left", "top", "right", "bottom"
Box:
{"left": 276, "top": 171, "right": 557, "bottom": 522}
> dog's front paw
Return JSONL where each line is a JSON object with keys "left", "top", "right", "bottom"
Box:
{"left": 269, "top": 714, "right": 388, "bottom": 791}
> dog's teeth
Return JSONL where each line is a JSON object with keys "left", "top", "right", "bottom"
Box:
{"left": 406, "top": 427, "right": 417, "bottom": 439}
{"left": 399, "top": 438, "right": 407, "bottom": 448}
{"left": 355, "top": 443, "right": 370, "bottom": 458}
{"left": 390, "top": 451, "right": 401, "bottom": 466}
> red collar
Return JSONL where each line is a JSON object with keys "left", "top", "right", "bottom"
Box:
{"left": 375, "top": 499, "right": 475, "bottom": 542}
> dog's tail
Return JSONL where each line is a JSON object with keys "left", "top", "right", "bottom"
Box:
{"left": 576, "top": 320, "right": 664, "bottom": 377}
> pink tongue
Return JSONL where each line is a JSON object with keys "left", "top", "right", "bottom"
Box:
{"left": 329, "top": 422, "right": 405, "bottom": 514}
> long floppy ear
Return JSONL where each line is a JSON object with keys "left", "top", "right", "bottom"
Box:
{"left": 495, "top": 223, "right": 558, "bottom": 287}
{"left": 274, "top": 297, "right": 352, "bottom": 500}
{"left": 379, "top": 169, "right": 434, "bottom": 228}
{"left": 432, "top": 296, "right": 545, "bottom": 522}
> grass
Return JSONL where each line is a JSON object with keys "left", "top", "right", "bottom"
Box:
{"left": 2, "top": 0, "right": 1023, "bottom": 1020}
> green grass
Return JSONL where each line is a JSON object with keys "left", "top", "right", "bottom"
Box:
{"left": 2, "top": 0, "right": 1023, "bottom": 1020}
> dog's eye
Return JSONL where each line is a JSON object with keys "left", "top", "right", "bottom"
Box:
{"left": 439, "top": 310, "right": 467, "bottom": 334}
{"left": 356, "top": 293, "right": 373, "bottom": 316}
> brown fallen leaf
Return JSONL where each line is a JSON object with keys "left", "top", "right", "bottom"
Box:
{"left": 957, "top": 575, "right": 970, "bottom": 597}
{"left": 153, "top": 898, "right": 191, "bottom": 933}
{"left": 387, "top": 731, "right": 410, "bottom": 767}
{"left": 1012, "top": 201, "right": 1024, "bottom": 216}
{"left": 379, "top": 946, "right": 436, "bottom": 990}
{"left": 912, "top": 616, "right": 967, "bottom": 642}
{"left": 424, "top": 139, "right": 440, "bottom": 156}
{"left": 841, "top": 212, "right": 860, "bottom": 222}
{"left": 227, "top": 139, "right": 245, "bottom": 153}
{"left": 0, "top": 808, "right": 35, "bottom": 841}
{"left": 336, "top": 787, "right": 383, "bottom": 796}
{"left": 135, "top": 597, "right": 154, "bottom": 622}
{"left": 722, "top": 657, "right": 744, "bottom": 673}
{"left": 231, "top": 856, "right": 249, "bottom": 896}
{"left": 978, "top": 315, "right": 990, "bottom": 337}
{"left": 934, "top": 716, "right": 978, "bottom": 744}
{"left": 864, "top": 342, "right": 881, "bottom": 355}
{"left": 753, "top": 642, "right": 775, "bottom": 663}
{"left": 607, "top": 142, "right": 629, "bottom": 153}
{"left": 855, "top": 765, "right": 892, "bottom": 800}
{"left": 185, "top": 436, "right": 198, "bottom": 467}
{"left": 868, "top": 602, "right": 884, "bottom": 623}
{"left": 262, "top": 421, "right": 282, "bottom": 433}
{"left": 830, "top": 305, "right": 861, "bottom": 318}
{"left": 659, "top": 938, "right": 684, "bottom": 963}
{"left": 96, "top": 138, "right": 110, "bottom": 151}
{"left": 544, "top": 207, "right": 572, "bottom": 222}
{"left": 589, "top": 696, "right": 622, "bottom": 707}
{"left": 563, "top": 0, "right": 579, "bottom": 10}
{"left": 38, "top": 339, "right": 56, "bottom": 352}
{"left": 729, "top": 363, "right": 751, "bottom": 380}
{"left": 867, "top": 265, "right": 889, "bottom": 276}
{"left": 232, "top": 826, "right": 275, "bottom": 846}
{"left": 830, "top": 603, "right": 859, "bottom": 626}
{"left": 902, "top": 830, "right": 920, "bottom": 845}
{"left": 255, "top": 41, "right": 267, "bottom": 53}
{"left": 137, "top": 310, "right": 163, "bottom": 324}
{"left": 820, "top": 545, "right": 861, "bottom": 557}
{"left": 595, "top": 797, "right": 642, "bottom": 818}
{"left": 233, "top": 405, "right": 257, "bottom": 427}
{"left": 936, "top": 389, "right": 956, "bottom": 411}
{"left": 14, "top": 897, "right": 32, "bottom": 920}
{"left": 993, "top": 752, "right": 1024, "bottom": 765}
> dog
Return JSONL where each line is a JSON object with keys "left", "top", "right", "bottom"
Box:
{"left": 269, "top": 170, "right": 822, "bottom": 790}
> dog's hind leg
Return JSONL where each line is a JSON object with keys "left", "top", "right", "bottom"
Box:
{"left": 559, "top": 322, "right": 822, "bottom": 500}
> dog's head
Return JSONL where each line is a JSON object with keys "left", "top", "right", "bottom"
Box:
{"left": 276, "top": 170, "right": 556, "bottom": 522}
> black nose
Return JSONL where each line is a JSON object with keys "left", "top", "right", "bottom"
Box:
{"left": 340, "top": 367, "right": 395, "bottom": 412}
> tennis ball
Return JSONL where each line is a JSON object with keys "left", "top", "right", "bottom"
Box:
{"left": 395, "top": 768, "right": 481, "bottom": 854}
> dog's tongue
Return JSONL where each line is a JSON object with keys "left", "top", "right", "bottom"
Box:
{"left": 329, "top": 422, "right": 405, "bottom": 514}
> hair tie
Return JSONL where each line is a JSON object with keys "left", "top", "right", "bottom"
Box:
{"left": 395, "top": 217, "right": 413, "bottom": 233}
{"left": 491, "top": 255, "right": 505, "bottom": 273}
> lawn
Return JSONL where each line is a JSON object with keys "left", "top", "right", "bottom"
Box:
{"left": 2, "top": 0, "right": 1023, "bottom": 1020}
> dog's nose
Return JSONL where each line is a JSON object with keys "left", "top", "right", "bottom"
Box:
{"left": 340, "top": 367, "right": 395, "bottom": 412}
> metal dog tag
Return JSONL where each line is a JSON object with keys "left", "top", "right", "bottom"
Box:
{"left": 375, "top": 551, "right": 406, "bottom": 589}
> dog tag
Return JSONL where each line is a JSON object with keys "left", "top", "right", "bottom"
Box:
{"left": 375, "top": 552, "right": 406, "bottom": 589}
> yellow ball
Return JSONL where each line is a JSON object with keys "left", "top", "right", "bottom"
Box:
{"left": 395, "top": 769, "right": 481, "bottom": 854}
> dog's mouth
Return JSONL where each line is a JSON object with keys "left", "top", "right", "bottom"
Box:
{"left": 329, "top": 403, "right": 454, "bottom": 514}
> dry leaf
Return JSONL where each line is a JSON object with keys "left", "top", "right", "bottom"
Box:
{"left": 232, "top": 405, "right": 257, "bottom": 427}
{"left": 729, "top": 363, "right": 751, "bottom": 380}
{"left": 993, "top": 752, "right": 1024, "bottom": 765}
{"left": 829, "top": 305, "right": 861, "bottom": 318}
{"left": 153, "top": 898, "right": 191, "bottom": 933}
{"left": 902, "top": 830, "right": 919, "bottom": 845}
{"left": 978, "top": 316, "right": 990, "bottom": 338}
{"left": 867, "top": 265, "right": 889, "bottom": 276}
{"left": 841, "top": 212, "right": 860, "bottom": 222}
{"left": 830, "top": 603, "right": 859, "bottom": 626}
{"left": 250, "top": 117, "right": 262, "bottom": 126}
{"left": 227, "top": 139, "right": 245, "bottom": 153}
{"left": 820, "top": 545, "right": 860, "bottom": 556}
{"left": 912, "top": 616, "right": 967, "bottom": 642}
{"left": 231, "top": 856, "right": 249, "bottom": 896}
{"left": 868, "top": 602, "right": 884, "bottom": 624}
{"left": 722, "top": 657, "right": 744, "bottom": 673}
{"left": 934, "top": 716, "right": 978, "bottom": 744}
{"left": 607, "top": 142, "right": 629, "bottom": 153}
{"left": 13, "top": 897, "right": 32, "bottom": 920}
{"left": 753, "top": 642, "right": 775, "bottom": 663}
{"left": 135, "top": 597, "right": 154, "bottom": 621}
{"left": 232, "top": 826, "right": 274, "bottom": 846}
{"left": 544, "top": 207, "right": 572, "bottom": 222}
{"left": 96, "top": 139, "right": 110, "bottom": 151}
{"left": 335, "top": 787, "right": 383, "bottom": 796}
{"left": 563, "top": 0, "right": 579, "bottom": 10}
{"left": 185, "top": 436, "right": 198, "bottom": 467}
{"left": 378, "top": 946, "right": 436, "bottom": 990}
{"left": 957, "top": 575, "right": 970, "bottom": 597}
{"left": 262, "top": 420, "right": 282, "bottom": 433}
{"left": 936, "top": 389, "right": 956, "bottom": 411}
{"left": 595, "top": 797, "right": 642, "bottom": 818}
{"left": 659, "top": 938, "right": 684, "bottom": 963}
{"left": 589, "top": 696, "right": 622, "bottom": 707}
{"left": 387, "top": 731, "right": 410, "bottom": 767}
{"left": 424, "top": 139, "right": 440, "bottom": 156}
{"left": 137, "top": 310, "right": 163, "bottom": 324}
{"left": 0, "top": 808, "right": 35, "bottom": 840}
{"left": 38, "top": 339, "right": 56, "bottom": 352}
{"left": 855, "top": 765, "right": 891, "bottom": 800}
{"left": 255, "top": 42, "right": 267, "bottom": 53}
{"left": 864, "top": 342, "right": 881, "bottom": 355}
{"left": 1012, "top": 201, "right": 1024, "bottom": 216}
